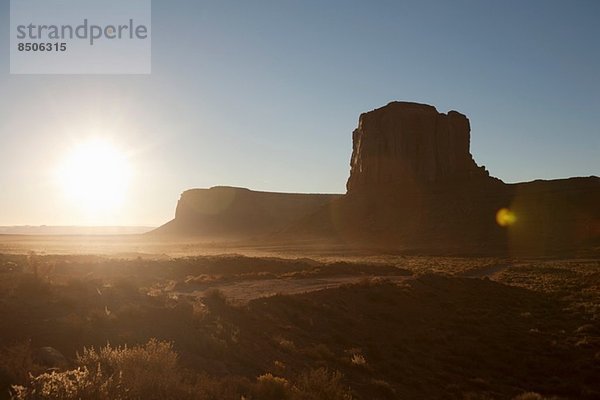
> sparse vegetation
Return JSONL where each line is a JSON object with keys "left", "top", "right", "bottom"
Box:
{"left": 9, "top": 340, "right": 354, "bottom": 400}
{"left": 293, "top": 368, "right": 353, "bottom": 400}
{"left": 0, "top": 253, "right": 598, "bottom": 399}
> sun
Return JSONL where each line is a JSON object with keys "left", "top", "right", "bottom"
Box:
{"left": 56, "top": 139, "right": 132, "bottom": 216}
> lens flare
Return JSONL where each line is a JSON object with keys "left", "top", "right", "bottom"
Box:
{"left": 496, "top": 208, "right": 517, "bottom": 227}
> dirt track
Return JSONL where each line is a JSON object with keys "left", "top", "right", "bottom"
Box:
{"left": 174, "top": 275, "right": 410, "bottom": 303}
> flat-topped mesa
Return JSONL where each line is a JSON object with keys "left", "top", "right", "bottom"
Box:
{"left": 153, "top": 186, "right": 341, "bottom": 237}
{"left": 346, "top": 101, "right": 492, "bottom": 192}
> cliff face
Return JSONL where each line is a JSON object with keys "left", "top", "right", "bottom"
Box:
{"left": 154, "top": 187, "right": 341, "bottom": 238}
{"left": 293, "top": 101, "right": 599, "bottom": 255}
{"left": 347, "top": 102, "right": 492, "bottom": 192}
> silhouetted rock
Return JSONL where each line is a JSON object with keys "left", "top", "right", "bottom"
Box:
{"left": 154, "top": 187, "right": 341, "bottom": 238}
{"left": 347, "top": 102, "right": 492, "bottom": 192}
{"left": 155, "top": 102, "right": 599, "bottom": 256}
{"left": 291, "top": 102, "right": 599, "bottom": 256}
{"left": 504, "top": 177, "right": 600, "bottom": 255}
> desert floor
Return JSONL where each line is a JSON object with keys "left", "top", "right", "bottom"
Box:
{"left": 0, "top": 235, "right": 598, "bottom": 399}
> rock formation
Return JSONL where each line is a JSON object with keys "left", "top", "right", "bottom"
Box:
{"left": 347, "top": 102, "right": 491, "bottom": 192}
{"left": 154, "top": 186, "right": 341, "bottom": 238}
{"left": 154, "top": 101, "right": 599, "bottom": 256}
{"left": 292, "top": 102, "right": 599, "bottom": 255}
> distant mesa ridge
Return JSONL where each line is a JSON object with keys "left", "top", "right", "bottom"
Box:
{"left": 156, "top": 186, "right": 340, "bottom": 238}
{"left": 153, "top": 101, "right": 600, "bottom": 256}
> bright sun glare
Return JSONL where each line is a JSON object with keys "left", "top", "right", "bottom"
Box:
{"left": 57, "top": 139, "right": 132, "bottom": 216}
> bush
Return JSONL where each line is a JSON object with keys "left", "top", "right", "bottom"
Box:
{"left": 10, "top": 340, "right": 353, "bottom": 400}
{"left": 292, "top": 368, "right": 353, "bottom": 400}
{"left": 253, "top": 373, "right": 290, "bottom": 400}
{"left": 249, "top": 369, "right": 353, "bottom": 400}
{"left": 11, "top": 367, "right": 100, "bottom": 400}
{"left": 11, "top": 339, "right": 187, "bottom": 400}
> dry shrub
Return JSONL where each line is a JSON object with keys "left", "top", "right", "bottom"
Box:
{"left": 253, "top": 373, "right": 290, "bottom": 400}
{"left": 292, "top": 368, "right": 353, "bottom": 400}
{"left": 350, "top": 353, "right": 367, "bottom": 367}
{"left": 11, "top": 339, "right": 187, "bottom": 400}
{"left": 11, "top": 367, "right": 101, "bottom": 400}
{"left": 275, "top": 336, "right": 296, "bottom": 352}
{"left": 229, "top": 368, "right": 356, "bottom": 400}
{"left": 76, "top": 339, "right": 178, "bottom": 398}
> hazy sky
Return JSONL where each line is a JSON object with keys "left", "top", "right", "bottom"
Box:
{"left": 0, "top": 0, "right": 598, "bottom": 226}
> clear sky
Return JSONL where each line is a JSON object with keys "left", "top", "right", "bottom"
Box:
{"left": 0, "top": 0, "right": 598, "bottom": 226}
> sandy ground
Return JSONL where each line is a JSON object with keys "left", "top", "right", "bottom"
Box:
{"left": 0, "top": 234, "right": 346, "bottom": 259}
{"left": 173, "top": 275, "right": 410, "bottom": 303}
